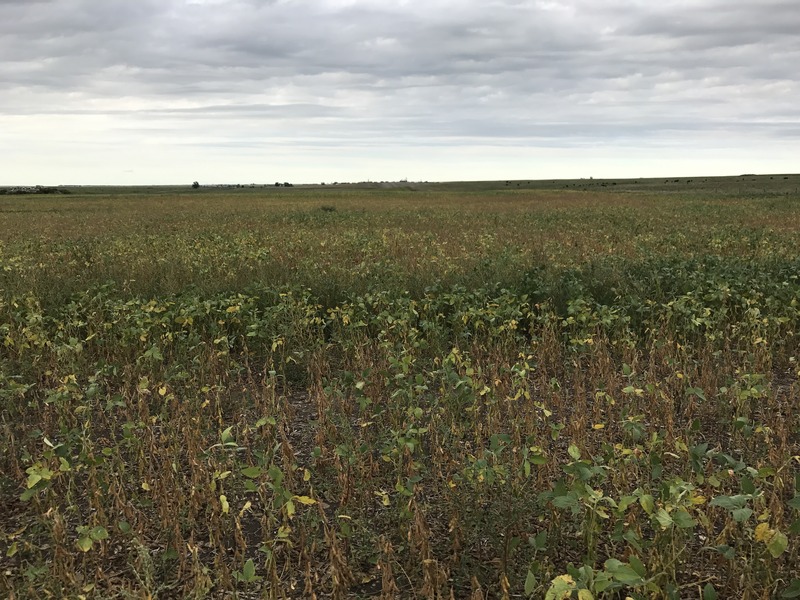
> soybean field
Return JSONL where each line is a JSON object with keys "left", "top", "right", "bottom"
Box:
{"left": 2, "top": 176, "right": 800, "bottom": 598}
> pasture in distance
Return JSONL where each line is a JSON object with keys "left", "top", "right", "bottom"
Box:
{"left": 1, "top": 175, "right": 800, "bottom": 598}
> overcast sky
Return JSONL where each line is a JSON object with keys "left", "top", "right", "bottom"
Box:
{"left": 1, "top": 0, "right": 798, "bottom": 184}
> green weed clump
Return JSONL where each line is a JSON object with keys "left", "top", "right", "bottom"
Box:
{"left": 1, "top": 184, "right": 800, "bottom": 598}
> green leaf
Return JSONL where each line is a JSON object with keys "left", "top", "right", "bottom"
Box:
{"left": 757, "top": 467, "right": 776, "bottom": 479}
{"left": 552, "top": 494, "right": 579, "bottom": 512}
{"left": 767, "top": 530, "right": 788, "bottom": 558}
{"left": 731, "top": 508, "right": 753, "bottom": 523}
{"left": 26, "top": 472, "right": 42, "bottom": 488}
{"left": 532, "top": 530, "right": 548, "bottom": 551}
{"left": 604, "top": 559, "right": 645, "bottom": 585}
{"left": 568, "top": 444, "right": 581, "bottom": 460}
{"left": 25, "top": 466, "right": 54, "bottom": 488}
{"left": 240, "top": 466, "right": 262, "bottom": 479}
{"left": 686, "top": 386, "right": 706, "bottom": 401}
{"left": 790, "top": 518, "right": 800, "bottom": 535}
{"left": 524, "top": 570, "right": 538, "bottom": 596}
{"left": 629, "top": 555, "right": 647, "bottom": 578}
{"left": 618, "top": 495, "right": 637, "bottom": 512}
{"left": 703, "top": 583, "right": 718, "bottom": 600}
{"left": 19, "top": 487, "right": 39, "bottom": 502}
{"left": 243, "top": 558, "right": 255, "bottom": 580}
{"left": 781, "top": 579, "right": 800, "bottom": 598}
{"left": 655, "top": 508, "right": 674, "bottom": 529}
{"left": 713, "top": 545, "right": 735, "bottom": 560}
{"left": 118, "top": 520, "right": 131, "bottom": 534}
{"left": 672, "top": 509, "right": 697, "bottom": 529}
{"left": 613, "top": 566, "right": 644, "bottom": 585}
{"left": 221, "top": 426, "right": 235, "bottom": 445}
{"left": 89, "top": 526, "right": 109, "bottom": 541}
{"left": 143, "top": 344, "right": 163, "bottom": 361}
{"left": 593, "top": 570, "right": 613, "bottom": 593}
{"left": 788, "top": 496, "right": 800, "bottom": 511}
{"left": 639, "top": 494, "right": 654, "bottom": 515}
{"left": 239, "top": 558, "right": 261, "bottom": 582}
{"left": 163, "top": 548, "right": 179, "bottom": 560}
{"left": 710, "top": 494, "right": 748, "bottom": 511}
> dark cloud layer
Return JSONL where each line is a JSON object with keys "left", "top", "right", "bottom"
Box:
{"left": 1, "top": 0, "right": 798, "bottom": 183}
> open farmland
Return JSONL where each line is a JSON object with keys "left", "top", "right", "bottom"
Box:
{"left": 2, "top": 176, "right": 800, "bottom": 598}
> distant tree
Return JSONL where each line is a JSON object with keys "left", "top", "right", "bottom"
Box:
{"left": 192, "top": 181, "right": 200, "bottom": 189}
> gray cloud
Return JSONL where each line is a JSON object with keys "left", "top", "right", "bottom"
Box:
{"left": 1, "top": 0, "right": 798, "bottom": 183}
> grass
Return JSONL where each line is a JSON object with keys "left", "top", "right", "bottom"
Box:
{"left": 1, "top": 176, "right": 800, "bottom": 598}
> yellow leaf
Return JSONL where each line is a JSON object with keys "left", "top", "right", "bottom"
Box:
{"left": 76, "top": 536, "right": 93, "bottom": 552}
{"left": 277, "top": 525, "right": 292, "bottom": 539}
{"left": 754, "top": 522, "right": 773, "bottom": 543}
{"left": 578, "top": 590, "right": 595, "bottom": 600}
{"left": 294, "top": 495, "right": 316, "bottom": 506}
{"left": 592, "top": 423, "right": 605, "bottom": 430}
{"left": 141, "top": 482, "right": 151, "bottom": 491}
{"left": 158, "top": 386, "right": 167, "bottom": 396}
{"left": 220, "top": 495, "right": 229, "bottom": 514}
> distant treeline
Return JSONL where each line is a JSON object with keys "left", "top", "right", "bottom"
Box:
{"left": 0, "top": 185, "right": 71, "bottom": 195}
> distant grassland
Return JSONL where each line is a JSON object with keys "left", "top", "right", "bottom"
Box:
{"left": 3, "top": 176, "right": 800, "bottom": 302}
{"left": 2, "top": 176, "right": 800, "bottom": 599}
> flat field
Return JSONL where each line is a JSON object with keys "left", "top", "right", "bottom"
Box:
{"left": 2, "top": 176, "right": 800, "bottom": 598}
